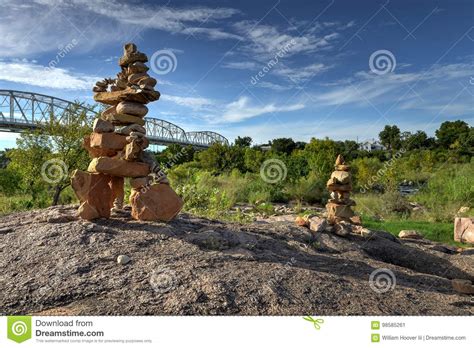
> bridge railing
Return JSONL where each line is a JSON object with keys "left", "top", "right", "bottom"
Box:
{"left": 0, "top": 90, "right": 229, "bottom": 147}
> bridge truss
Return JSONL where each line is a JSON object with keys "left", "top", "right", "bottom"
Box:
{"left": 0, "top": 90, "right": 229, "bottom": 148}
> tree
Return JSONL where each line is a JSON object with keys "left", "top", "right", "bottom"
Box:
{"left": 8, "top": 103, "right": 93, "bottom": 206}
{"left": 271, "top": 138, "right": 296, "bottom": 154}
{"left": 379, "top": 125, "right": 401, "bottom": 151}
{"left": 435, "top": 120, "right": 470, "bottom": 149}
{"left": 234, "top": 136, "right": 252, "bottom": 147}
{"left": 304, "top": 138, "right": 339, "bottom": 179}
{"left": 401, "top": 130, "right": 431, "bottom": 150}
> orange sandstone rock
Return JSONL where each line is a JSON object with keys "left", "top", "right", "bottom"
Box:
{"left": 130, "top": 184, "right": 183, "bottom": 222}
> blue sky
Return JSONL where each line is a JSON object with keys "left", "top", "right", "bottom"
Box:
{"left": 0, "top": 0, "right": 473, "bottom": 149}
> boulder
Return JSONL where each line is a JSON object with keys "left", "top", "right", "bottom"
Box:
{"left": 330, "top": 170, "right": 351, "bottom": 185}
{"left": 350, "top": 215, "right": 362, "bottom": 225}
{"left": 399, "top": 230, "right": 423, "bottom": 239}
{"left": 295, "top": 216, "right": 309, "bottom": 227}
{"left": 326, "top": 182, "right": 352, "bottom": 192}
{"left": 92, "top": 118, "right": 114, "bottom": 133}
{"left": 115, "top": 124, "right": 146, "bottom": 135}
{"left": 454, "top": 217, "right": 474, "bottom": 244}
{"left": 89, "top": 132, "right": 128, "bottom": 150}
{"left": 102, "top": 106, "right": 146, "bottom": 126}
{"left": 130, "top": 176, "right": 150, "bottom": 189}
{"left": 94, "top": 87, "right": 160, "bottom": 105}
{"left": 88, "top": 157, "right": 150, "bottom": 177}
{"left": 130, "top": 184, "right": 183, "bottom": 222}
{"left": 82, "top": 136, "right": 117, "bottom": 158}
{"left": 333, "top": 221, "right": 351, "bottom": 236}
{"left": 119, "top": 51, "right": 148, "bottom": 67}
{"left": 138, "top": 76, "right": 157, "bottom": 88}
{"left": 452, "top": 279, "right": 474, "bottom": 294}
{"left": 71, "top": 170, "right": 114, "bottom": 220}
{"left": 128, "top": 72, "right": 149, "bottom": 84}
{"left": 128, "top": 61, "right": 149, "bottom": 74}
{"left": 110, "top": 176, "right": 124, "bottom": 209}
{"left": 124, "top": 140, "right": 142, "bottom": 161}
{"left": 326, "top": 202, "right": 355, "bottom": 219}
{"left": 309, "top": 216, "right": 328, "bottom": 233}
{"left": 116, "top": 101, "right": 148, "bottom": 117}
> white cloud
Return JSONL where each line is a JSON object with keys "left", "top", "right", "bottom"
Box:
{"left": 221, "top": 96, "right": 304, "bottom": 122}
{"left": 275, "top": 63, "right": 331, "bottom": 83}
{"left": 182, "top": 27, "right": 243, "bottom": 41}
{"left": 313, "top": 63, "right": 474, "bottom": 109}
{"left": 222, "top": 61, "right": 258, "bottom": 70}
{"left": 0, "top": 0, "right": 241, "bottom": 57}
{"left": 253, "top": 81, "right": 292, "bottom": 91}
{"left": 234, "top": 21, "right": 341, "bottom": 58}
{"left": 161, "top": 94, "right": 214, "bottom": 110}
{"left": 0, "top": 60, "right": 100, "bottom": 89}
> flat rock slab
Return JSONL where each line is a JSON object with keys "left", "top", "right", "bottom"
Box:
{"left": 0, "top": 206, "right": 473, "bottom": 316}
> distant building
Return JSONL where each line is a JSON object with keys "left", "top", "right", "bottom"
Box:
{"left": 359, "top": 139, "right": 386, "bottom": 152}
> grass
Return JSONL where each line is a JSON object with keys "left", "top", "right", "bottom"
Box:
{"left": 361, "top": 215, "right": 466, "bottom": 247}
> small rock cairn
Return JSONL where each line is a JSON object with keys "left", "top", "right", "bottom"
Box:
{"left": 326, "top": 154, "right": 358, "bottom": 224}
{"left": 71, "top": 43, "right": 183, "bottom": 222}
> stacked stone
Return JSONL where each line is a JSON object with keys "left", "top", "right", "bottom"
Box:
{"left": 71, "top": 43, "right": 183, "bottom": 222}
{"left": 326, "top": 154, "right": 357, "bottom": 224}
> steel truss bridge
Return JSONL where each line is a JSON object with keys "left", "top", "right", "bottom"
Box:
{"left": 0, "top": 90, "right": 228, "bottom": 148}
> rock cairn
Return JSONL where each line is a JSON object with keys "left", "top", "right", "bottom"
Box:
{"left": 71, "top": 43, "right": 183, "bottom": 222}
{"left": 326, "top": 154, "right": 359, "bottom": 224}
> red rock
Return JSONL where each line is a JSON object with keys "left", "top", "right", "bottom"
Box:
{"left": 90, "top": 132, "right": 128, "bottom": 150}
{"left": 295, "top": 216, "right": 309, "bottom": 227}
{"left": 128, "top": 62, "right": 149, "bottom": 74}
{"left": 309, "top": 216, "right": 328, "bottom": 233}
{"left": 128, "top": 72, "right": 149, "bottom": 84}
{"left": 92, "top": 118, "right": 114, "bottom": 133}
{"left": 110, "top": 176, "right": 124, "bottom": 209}
{"left": 82, "top": 136, "right": 117, "bottom": 158}
{"left": 130, "top": 184, "right": 183, "bottom": 221}
{"left": 116, "top": 101, "right": 148, "bottom": 117}
{"left": 130, "top": 176, "right": 150, "bottom": 189}
{"left": 326, "top": 202, "right": 355, "bottom": 219}
{"left": 350, "top": 215, "right": 362, "bottom": 225}
{"left": 71, "top": 170, "right": 113, "bottom": 220}
{"left": 94, "top": 87, "right": 160, "bottom": 105}
{"left": 452, "top": 279, "right": 474, "bottom": 294}
{"left": 454, "top": 217, "right": 474, "bottom": 244}
{"left": 88, "top": 157, "right": 150, "bottom": 177}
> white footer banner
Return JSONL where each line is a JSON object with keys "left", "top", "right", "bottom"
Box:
{"left": 0, "top": 316, "right": 472, "bottom": 347}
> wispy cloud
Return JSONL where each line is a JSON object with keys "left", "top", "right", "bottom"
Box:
{"left": 0, "top": 60, "right": 99, "bottom": 89}
{"left": 0, "top": 0, "right": 241, "bottom": 57}
{"left": 222, "top": 61, "right": 258, "bottom": 70}
{"left": 312, "top": 63, "right": 474, "bottom": 113}
{"left": 221, "top": 96, "right": 305, "bottom": 122}
{"left": 161, "top": 94, "right": 215, "bottom": 110}
{"left": 233, "top": 21, "right": 342, "bottom": 59}
{"left": 182, "top": 27, "right": 243, "bottom": 40}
